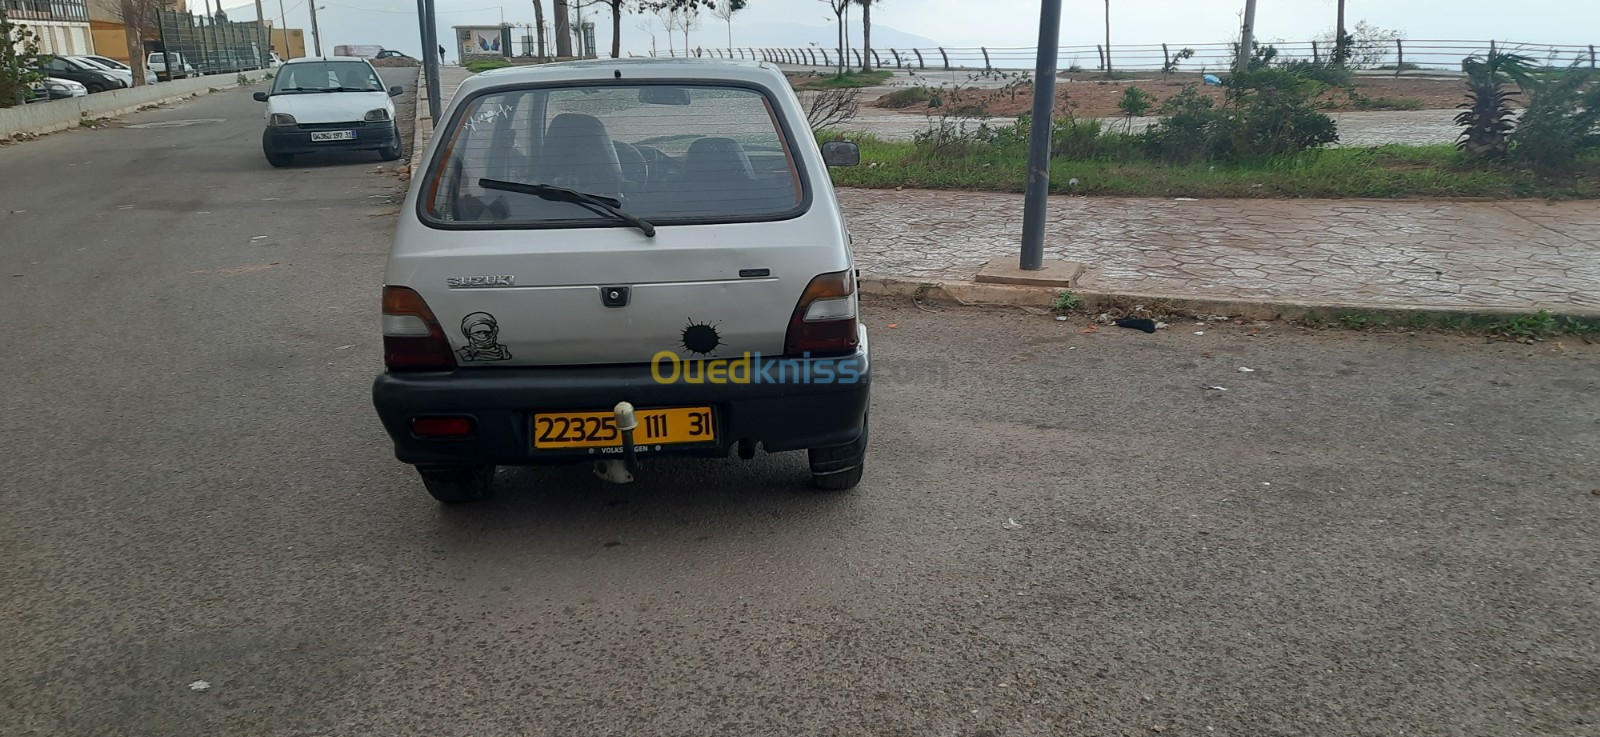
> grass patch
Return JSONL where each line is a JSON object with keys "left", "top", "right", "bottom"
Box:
{"left": 794, "top": 69, "right": 893, "bottom": 90}
{"left": 1296, "top": 308, "right": 1599, "bottom": 339}
{"left": 1051, "top": 290, "right": 1082, "bottom": 314}
{"left": 464, "top": 59, "right": 512, "bottom": 73}
{"left": 824, "top": 133, "right": 1600, "bottom": 199}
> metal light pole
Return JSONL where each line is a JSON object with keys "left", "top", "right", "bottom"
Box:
{"left": 308, "top": 1, "right": 323, "bottom": 56}
{"left": 417, "top": 0, "right": 442, "bottom": 120}
{"left": 252, "top": 0, "right": 269, "bottom": 66}
{"left": 1018, "top": 0, "right": 1062, "bottom": 271}
{"left": 278, "top": 0, "right": 289, "bottom": 58}
{"left": 1236, "top": 0, "right": 1258, "bottom": 73}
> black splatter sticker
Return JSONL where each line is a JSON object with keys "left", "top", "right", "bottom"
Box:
{"left": 680, "top": 319, "right": 722, "bottom": 356}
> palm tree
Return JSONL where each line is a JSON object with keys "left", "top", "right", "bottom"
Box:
{"left": 1334, "top": 0, "right": 1347, "bottom": 66}
{"left": 1455, "top": 51, "right": 1538, "bottom": 158}
{"left": 855, "top": 0, "right": 877, "bottom": 72}
{"left": 532, "top": 0, "right": 546, "bottom": 58}
{"left": 1103, "top": 0, "right": 1112, "bottom": 74}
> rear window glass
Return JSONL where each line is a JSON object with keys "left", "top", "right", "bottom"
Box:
{"left": 422, "top": 83, "right": 805, "bottom": 227}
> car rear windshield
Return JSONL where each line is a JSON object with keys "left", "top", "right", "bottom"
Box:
{"left": 422, "top": 83, "right": 806, "bottom": 227}
{"left": 272, "top": 62, "right": 383, "bottom": 93}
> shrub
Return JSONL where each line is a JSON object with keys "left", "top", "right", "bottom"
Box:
{"left": 1227, "top": 68, "right": 1340, "bottom": 156}
{"left": 1512, "top": 66, "right": 1600, "bottom": 172}
{"left": 1456, "top": 52, "right": 1538, "bottom": 158}
{"left": 879, "top": 87, "right": 933, "bottom": 109}
{"left": 1144, "top": 68, "right": 1339, "bottom": 163}
{"left": 1117, "top": 86, "right": 1155, "bottom": 119}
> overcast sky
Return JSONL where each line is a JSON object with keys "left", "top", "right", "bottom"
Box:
{"left": 226, "top": 0, "right": 1600, "bottom": 59}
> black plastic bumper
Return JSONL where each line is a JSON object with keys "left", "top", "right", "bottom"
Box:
{"left": 372, "top": 350, "right": 871, "bottom": 467}
{"left": 264, "top": 123, "right": 397, "bottom": 155}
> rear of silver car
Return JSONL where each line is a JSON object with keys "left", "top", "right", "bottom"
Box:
{"left": 371, "top": 60, "right": 869, "bottom": 503}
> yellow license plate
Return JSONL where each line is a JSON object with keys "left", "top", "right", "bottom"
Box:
{"left": 532, "top": 406, "right": 715, "bottom": 450}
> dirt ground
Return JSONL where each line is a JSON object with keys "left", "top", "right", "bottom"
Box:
{"left": 876, "top": 73, "right": 1470, "bottom": 117}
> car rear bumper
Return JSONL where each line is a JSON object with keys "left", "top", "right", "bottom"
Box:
{"left": 371, "top": 347, "right": 871, "bottom": 467}
{"left": 263, "top": 123, "right": 398, "bottom": 155}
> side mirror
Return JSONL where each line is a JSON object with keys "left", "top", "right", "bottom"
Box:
{"left": 821, "top": 140, "right": 860, "bottom": 167}
{"left": 389, "top": 85, "right": 404, "bottom": 97}
{"left": 252, "top": 91, "right": 268, "bottom": 102}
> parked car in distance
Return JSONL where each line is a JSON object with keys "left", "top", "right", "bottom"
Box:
{"left": 370, "top": 59, "right": 870, "bottom": 504}
{"left": 147, "top": 52, "right": 196, "bottom": 80}
{"left": 38, "top": 57, "right": 127, "bottom": 93}
{"left": 64, "top": 56, "right": 136, "bottom": 89}
{"left": 253, "top": 56, "right": 403, "bottom": 167}
{"left": 25, "top": 76, "right": 89, "bottom": 102}
{"left": 374, "top": 49, "right": 412, "bottom": 60}
{"left": 79, "top": 54, "right": 157, "bottom": 85}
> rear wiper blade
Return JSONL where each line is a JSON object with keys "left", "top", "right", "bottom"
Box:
{"left": 478, "top": 178, "right": 656, "bottom": 238}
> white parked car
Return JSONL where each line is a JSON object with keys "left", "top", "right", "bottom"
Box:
{"left": 252, "top": 56, "right": 403, "bottom": 167}
{"left": 146, "top": 52, "right": 196, "bottom": 80}
{"left": 26, "top": 76, "right": 88, "bottom": 102}
{"left": 78, "top": 54, "right": 157, "bottom": 85}
{"left": 371, "top": 59, "right": 869, "bottom": 503}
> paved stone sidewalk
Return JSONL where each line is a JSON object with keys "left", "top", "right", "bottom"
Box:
{"left": 840, "top": 189, "right": 1600, "bottom": 314}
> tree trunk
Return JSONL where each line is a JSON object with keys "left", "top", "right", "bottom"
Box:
{"left": 553, "top": 0, "right": 571, "bottom": 58}
{"left": 836, "top": 8, "right": 845, "bottom": 75}
{"left": 1335, "top": 0, "right": 1347, "bottom": 67}
{"left": 532, "top": 0, "right": 546, "bottom": 58}
{"left": 860, "top": 1, "right": 871, "bottom": 72}
{"left": 1103, "top": 0, "right": 1112, "bottom": 74}
{"left": 121, "top": 0, "right": 146, "bottom": 86}
{"left": 609, "top": 0, "right": 620, "bottom": 58}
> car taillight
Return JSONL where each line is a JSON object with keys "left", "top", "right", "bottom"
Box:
{"left": 382, "top": 286, "right": 457, "bottom": 371}
{"left": 783, "top": 270, "right": 860, "bottom": 357}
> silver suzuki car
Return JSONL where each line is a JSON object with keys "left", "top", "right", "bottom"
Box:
{"left": 372, "top": 59, "right": 870, "bottom": 503}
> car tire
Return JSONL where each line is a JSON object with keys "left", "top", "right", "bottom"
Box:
{"left": 418, "top": 465, "right": 496, "bottom": 504}
{"left": 86, "top": 83, "right": 106, "bottom": 94}
{"left": 807, "top": 414, "right": 869, "bottom": 491}
{"left": 811, "top": 462, "right": 864, "bottom": 491}
{"left": 378, "top": 136, "right": 402, "bottom": 161}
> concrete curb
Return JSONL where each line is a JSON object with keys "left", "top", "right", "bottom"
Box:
{"left": 2, "top": 70, "right": 274, "bottom": 138}
{"left": 858, "top": 274, "right": 1600, "bottom": 322}
{"left": 410, "top": 65, "right": 429, "bottom": 160}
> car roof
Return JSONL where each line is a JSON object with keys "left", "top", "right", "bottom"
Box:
{"left": 281, "top": 56, "right": 373, "bottom": 65}
{"left": 455, "top": 58, "right": 783, "bottom": 98}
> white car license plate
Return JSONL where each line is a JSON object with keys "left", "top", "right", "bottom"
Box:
{"left": 310, "top": 130, "right": 355, "bottom": 142}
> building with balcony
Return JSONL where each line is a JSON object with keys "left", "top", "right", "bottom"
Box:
{"left": 5, "top": 0, "right": 95, "bottom": 56}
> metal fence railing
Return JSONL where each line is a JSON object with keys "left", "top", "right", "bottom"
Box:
{"left": 156, "top": 11, "right": 271, "bottom": 77}
{"left": 654, "top": 39, "right": 1600, "bottom": 75}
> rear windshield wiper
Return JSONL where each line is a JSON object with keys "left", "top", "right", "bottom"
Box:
{"left": 478, "top": 178, "right": 656, "bottom": 238}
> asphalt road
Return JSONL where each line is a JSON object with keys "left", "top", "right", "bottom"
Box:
{"left": 3, "top": 75, "right": 1598, "bottom": 737}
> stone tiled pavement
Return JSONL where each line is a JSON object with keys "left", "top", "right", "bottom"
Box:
{"left": 840, "top": 189, "right": 1600, "bottom": 313}
{"left": 420, "top": 65, "right": 1599, "bottom": 314}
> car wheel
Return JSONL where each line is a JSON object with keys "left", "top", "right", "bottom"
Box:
{"left": 86, "top": 83, "right": 106, "bottom": 93}
{"left": 417, "top": 465, "right": 496, "bottom": 504}
{"left": 807, "top": 414, "right": 869, "bottom": 491}
{"left": 811, "top": 462, "right": 864, "bottom": 491}
{"left": 378, "top": 140, "right": 402, "bottom": 161}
